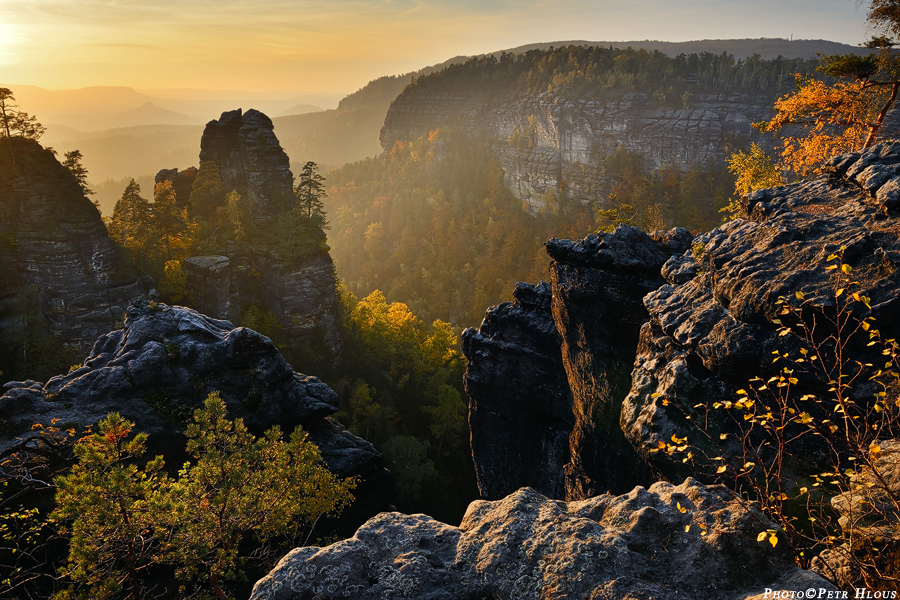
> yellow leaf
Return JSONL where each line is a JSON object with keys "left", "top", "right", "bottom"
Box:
{"left": 716, "top": 465, "right": 728, "bottom": 474}
{"left": 757, "top": 531, "right": 768, "bottom": 542}
{"left": 769, "top": 533, "right": 778, "bottom": 548}
{"left": 842, "top": 263, "right": 852, "bottom": 274}
{"left": 685, "top": 525, "right": 691, "bottom": 532}
{"left": 677, "top": 502, "right": 687, "bottom": 513}
{"left": 835, "top": 288, "right": 844, "bottom": 298}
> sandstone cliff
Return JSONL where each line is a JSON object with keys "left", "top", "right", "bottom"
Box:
{"left": 464, "top": 140, "right": 900, "bottom": 503}
{"left": 381, "top": 84, "right": 775, "bottom": 212}
{"left": 0, "top": 137, "right": 146, "bottom": 375}
{"left": 160, "top": 109, "right": 340, "bottom": 354}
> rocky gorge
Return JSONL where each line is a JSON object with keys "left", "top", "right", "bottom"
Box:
{"left": 247, "top": 141, "right": 900, "bottom": 596}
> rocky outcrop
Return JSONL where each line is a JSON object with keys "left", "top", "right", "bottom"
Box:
{"left": 622, "top": 142, "right": 900, "bottom": 479}
{"left": 0, "top": 137, "right": 146, "bottom": 362}
{"left": 382, "top": 85, "right": 775, "bottom": 212}
{"left": 164, "top": 109, "right": 341, "bottom": 355}
{"left": 461, "top": 281, "right": 574, "bottom": 500}
{"left": 465, "top": 141, "right": 900, "bottom": 505}
{"left": 0, "top": 301, "right": 390, "bottom": 519}
{"left": 547, "top": 226, "right": 693, "bottom": 499}
{"left": 251, "top": 478, "right": 833, "bottom": 600}
{"left": 154, "top": 166, "right": 197, "bottom": 207}
{"left": 199, "top": 109, "right": 293, "bottom": 214}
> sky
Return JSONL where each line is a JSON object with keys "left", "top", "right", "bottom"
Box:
{"left": 0, "top": 0, "right": 871, "bottom": 94}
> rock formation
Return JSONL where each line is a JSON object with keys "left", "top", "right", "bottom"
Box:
{"left": 199, "top": 109, "right": 294, "bottom": 214}
{"left": 160, "top": 109, "right": 341, "bottom": 354}
{"left": 547, "top": 226, "right": 693, "bottom": 499}
{"left": 381, "top": 85, "right": 776, "bottom": 212}
{"left": 464, "top": 141, "right": 900, "bottom": 508}
{"left": 461, "top": 281, "right": 573, "bottom": 500}
{"left": 0, "top": 137, "right": 146, "bottom": 365}
{"left": 0, "top": 301, "right": 390, "bottom": 520}
{"left": 154, "top": 166, "right": 197, "bottom": 208}
{"left": 251, "top": 478, "right": 833, "bottom": 600}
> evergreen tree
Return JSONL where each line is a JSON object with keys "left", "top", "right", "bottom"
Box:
{"left": 62, "top": 150, "right": 94, "bottom": 197}
{"left": 152, "top": 180, "right": 183, "bottom": 261}
{"left": 52, "top": 413, "right": 167, "bottom": 600}
{"left": 0, "top": 88, "right": 45, "bottom": 141}
{"left": 188, "top": 161, "right": 226, "bottom": 221}
{"left": 108, "top": 180, "right": 151, "bottom": 255}
{"left": 294, "top": 161, "right": 328, "bottom": 225}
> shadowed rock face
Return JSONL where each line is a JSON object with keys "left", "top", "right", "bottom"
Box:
{"left": 250, "top": 478, "right": 833, "bottom": 600}
{"left": 199, "top": 108, "right": 293, "bottom": 214}
{"left": 0, "top": 301, "right": 389, "bottom": 519}
{"left": 0, "top": 137, "right": 146, "bottom": 357}
{"left": 462, "top": 281, "right": 574, "bottom": 500}
{"left": 546, "top": 226, "right": 692, "bottom": 499}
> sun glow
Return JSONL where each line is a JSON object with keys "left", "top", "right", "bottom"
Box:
{"left": 0, "top": 21, "right": 22, "bottom": 65}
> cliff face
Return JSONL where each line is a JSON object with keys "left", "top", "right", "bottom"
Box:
{"left": 168, "top": 109, "right": 340, "bottom": 353}
{"left": 463, "top": 141, "right": 900, "bottom": 502}
{"left": 381, "top": 88, "right": 774, "bottom": 212}
{"left": 199, "top": 109, "right": 294, "bottom": 214}
{"left": 461, "top": 281, "right": 573, "bottom": 500}
{"left": 0, "top": 137, "right": 145, "bottom": 364}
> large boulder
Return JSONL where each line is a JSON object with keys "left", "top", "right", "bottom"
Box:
{"left": 250, "top": 478, "right": 833, "bottom": 600}
{"left": 0, "top": 301, "right": 390, "bottom": 520}
{"left": 622, "top": 142, "right": 900, "bottom": 479}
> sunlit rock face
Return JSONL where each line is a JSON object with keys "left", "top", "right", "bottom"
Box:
{"left": 0, "top": 137, "right": 146, "bottom": 357}
{"left": 251, "top": 479, "right": 833, "bottom": 600}
{"left": 381, "top": 86, "right": 773, "bottom": 212}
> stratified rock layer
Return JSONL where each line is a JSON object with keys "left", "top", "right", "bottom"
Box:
{"left": 0, "top": 301, "right": 389, "bottom": 519}
{"left": 382, "top": 86, "right": 776, "bottom": 212}
{"left": 0, "top": 137, "right": 145, "bottom": 357}
{"left": 462, "top": 281, "right": 574, "bottom": 500}
{"left": 250, "top": 479, "right": 833, "bottom": 600}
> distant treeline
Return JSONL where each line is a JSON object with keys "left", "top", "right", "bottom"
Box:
{"left": 403, "top": 45, "right": 823, "bottom": 104}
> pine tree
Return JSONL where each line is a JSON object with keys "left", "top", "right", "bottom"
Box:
{"left": 108, "top": 180, "right": 151, "bottom": 255}
{"left": 187, "top": 161, "right": 226, "bottom": 221}
{"left": 294, "top": 161, "right": 328, "bottom": 225}
{"left": 62, "top": 150, "right": 94, "bottom": 197}
{"left": 152, "top": 180, "right": 183, "bottom": 261}
{"left": 52, "top": 413, "right": 167, "bottom": 600}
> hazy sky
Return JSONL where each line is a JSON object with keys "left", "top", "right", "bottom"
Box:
{"left": 0, "top": 0, "right": 870, "bottom": 94}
